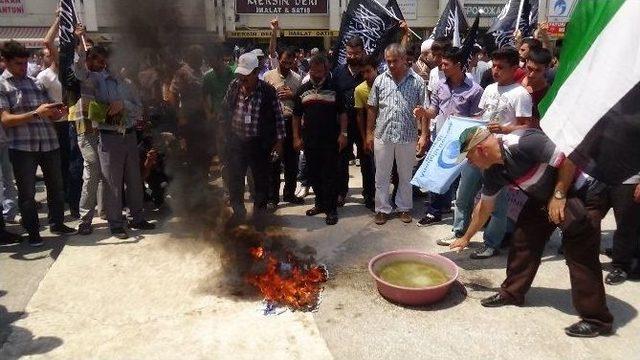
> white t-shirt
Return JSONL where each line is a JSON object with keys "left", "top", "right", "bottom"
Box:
{"left": 471, "top": 60, "right": 491, "bottom": 85}
{"left": 479, "top": 82, "right": 532, "bottom": 126}
{"left": 623, "top": 173, "right": 640, "bottom": 185}
{"left": 427, "top": 67, "right": 444, "bottom": 93}
{"left": 36, "top": 66, "right": 67, "bottom": 122}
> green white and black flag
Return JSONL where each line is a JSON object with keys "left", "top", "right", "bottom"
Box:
{"left": 539, "top": 0, "right": 640, "bottom": 184}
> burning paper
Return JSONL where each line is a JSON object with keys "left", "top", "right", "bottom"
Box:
{"left": 247, "top": 246, "right": 328, "bottom": 313}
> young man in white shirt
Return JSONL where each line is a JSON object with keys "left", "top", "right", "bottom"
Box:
{"left": 448, "top": 47, "right": 533, "bottom": 259}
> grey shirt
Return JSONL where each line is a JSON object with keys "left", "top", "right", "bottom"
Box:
{"left": 368, "top": 69, "right": 426, "bottom": 144}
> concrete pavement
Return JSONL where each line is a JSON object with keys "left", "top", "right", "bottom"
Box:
{"left": 1, "top": 167, "right": 638, "bottom": 359}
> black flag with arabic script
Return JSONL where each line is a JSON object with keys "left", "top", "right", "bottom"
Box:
{"left": 333, "top": 0, "right": 404, "bottom": 67}
{"left": 459, "top": 14, "right": 480, "bottom": 71}
{"left": 487, "top": 0, "right": 538, "bottom": 49}
{"left": 429, "top": 0, "right": 468, "bottom": 43}
{"left": 58, "top": 0, "right": 80, "bottom": 97}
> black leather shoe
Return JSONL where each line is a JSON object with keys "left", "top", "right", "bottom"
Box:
{"left": 564, "top": 320, "right": 613, "bottom": 338}
{"left": 325, "top": 214, "right": 338, "bottom": 225}
{"left": 480, "top": 293, "right": 520, "bottom": 308}
{"left": 111, "top": 228, "right": 129, "bottom": 239}
{"left": 129, "top": 220, "right": 156, "bottom": 231}
{"left": 0, "top": 230, "right": 22, "bottom": 244}
{"left": 77, "top": 223, "right": 93, "bottom": 236}
{"left": 28, "top": 233, "right": 44, "bottom": 247}
{"left": 50, "top": 224, "right": 77, "bottom": 235}
{"left": 283, "top": 195, "right": 305, "bottom": 205}
{"left": 306, "top": 207, "right": 324, "bottom": 216}
{"left": 605, "top": 268, "right": 628, "bottom": 285}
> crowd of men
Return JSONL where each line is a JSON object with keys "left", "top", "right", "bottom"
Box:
{"left": 1, "top": 14, "right": 638, "bottom": 338}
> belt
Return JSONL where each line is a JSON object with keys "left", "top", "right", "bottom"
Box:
{"left": 99, "top": 128, "right": 135, "bottom": 135}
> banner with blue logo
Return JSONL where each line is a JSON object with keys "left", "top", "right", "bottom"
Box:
{"left": 411, "top": 116, "right": 486, "bottom": 194}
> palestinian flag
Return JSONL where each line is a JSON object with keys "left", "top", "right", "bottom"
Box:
{"left": 539, "top": 0, "right": 640, "bottom": 185}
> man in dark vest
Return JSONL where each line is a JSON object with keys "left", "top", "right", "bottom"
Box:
{"left": 223, "top": 53, "right": 286, "bottom": 224}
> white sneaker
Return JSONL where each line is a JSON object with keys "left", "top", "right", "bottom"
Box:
{"left": 470, "top": 246, "right": 499, "bottom": 259}
{"left": 296, "top": 186, "right": 310, "bottom": 198}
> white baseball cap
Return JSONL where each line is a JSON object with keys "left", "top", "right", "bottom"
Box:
{"left": 251, "top": 48, "right": 265, "bottom": 57}
{"left": 235, "top": 53, "right": 259, "bottom": 76}
{"left": 421, "top": 39, "right": 434, "bottom": 53}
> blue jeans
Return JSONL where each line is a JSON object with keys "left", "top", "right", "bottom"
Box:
{"left": 0, "top": 146, "right": 18, "bottom": 221}
{"left": 425, "top": 188, "right": 454, "bottom": 218}
{"left": 452, "top": 164, "right": 508, "bottom": 249}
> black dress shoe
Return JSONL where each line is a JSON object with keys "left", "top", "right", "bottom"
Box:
{"left": 283, "top": 195, "right": 305, "bottom": 205}
{"left": 480, "top": 293, "right": 520, "bottom": 308}
{"left": 564, "top": 320, "right": 613, "bottom": 338}
{"left": 128, "top": 220, "right": 156, "bottom": 231}
{"left": 111, "top": 228, "right": 129, "bottom": 239}
{"left": 605, "top": 268, "right": 628, "bottom": 285}
{"left": 77, "top": 223, "right": 93, "bottom": 236}
{"left": 325, "top": 214, "right": 339, "bottom": 225}
{"left": 0, "top": 230, "right": 22, "bottom": 244}
{"left": 306, "top": 207, "right": 324, "bottom": 216}
{"left": 28, "top": 233, "right": 44, "bottom": 247}
{"left": 50, "top": 224, "right": 77, "bottom": 235}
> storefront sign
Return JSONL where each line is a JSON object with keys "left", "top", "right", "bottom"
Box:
{"left": 547, "top": 22, "right": 566, "bottom": 39}
{"left": 227, "top": 30, "right": 273, "bottom": 38}
{"left": 235, "top": 0, "right": 328, "bottom": 15}
{"left": 463, "top": 4, "right": 505, "bottom": 18}
{"left": 0, "top": 0, "right": 25, "bottom": 16}
{"left": 229, "top": 29, "right": 338, "bottom": 38}
{"left": 397, "top": 0, "right": 417, "bottom": 20}
{"left": 547, "top": 0, "right": 577, "bottom": 23}
{"left": 283, "top": 30, "right": 338, "bottom": 37}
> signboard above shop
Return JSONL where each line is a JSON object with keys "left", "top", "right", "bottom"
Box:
{"left": 463, "top": 3, "right": 505, "bottom": 18}
{"left": 236, "top": 0, "right": 328, "bottom": 14}
{"left": 0, "top": 0, "right": 25, "bottom": 16}
{"left": 228, "top": 29, "right": 338, "bottom": 38}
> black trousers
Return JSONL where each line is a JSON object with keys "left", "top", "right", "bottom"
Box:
{"left": 500, "top": 197, "right": 613, "bottom": 326}
{"left": 225, "top": 136, "right": 271, "bottom": 215}
{"left": 306, "top": 146, "right": 339, "bottom": 215}
{"left": 9, "top": 149, "right": 65, "bottom": 234}
{"left": 269, "top": 118, "right": 298, "bottom": 202}
{"left": 54, "top": 122, "right": 72, "bottom": 204}
{"left": 68, "top": 123, "right": 84, "bottom": 213}
{"left": 338, "top": 120, "right": 375, "bottom": 202}
{"left": 589, "top": 183, "right": 640, "bottom": 272}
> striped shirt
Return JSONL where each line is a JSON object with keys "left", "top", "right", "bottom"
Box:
{"left": 367, "top": 69, "right": 426, "bottom": 144}
{"left": 0, "top": 70, "right": 59, "bottom": 152}
{"left": 293, "top": 77, "right": 345, "bottom": 149}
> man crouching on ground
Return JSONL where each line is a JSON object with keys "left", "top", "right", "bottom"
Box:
{"left": 451, "top": 126, "right": 614, "bottom": 337}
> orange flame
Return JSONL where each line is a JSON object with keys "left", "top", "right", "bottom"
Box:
{"left": 246, "top": 247, "right": 327, "bottom": 311}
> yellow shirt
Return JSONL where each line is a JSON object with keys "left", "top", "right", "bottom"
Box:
{"left": 353, "top": 81, "right": 371, "bottom": 109}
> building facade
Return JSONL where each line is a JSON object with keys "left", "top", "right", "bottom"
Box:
{"left": 1, "top": 0, "right": 508, "bottom": 48}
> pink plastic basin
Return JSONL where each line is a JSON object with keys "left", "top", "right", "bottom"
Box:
{"left": 368, "top": 250, "right": 459, "bottom": 306}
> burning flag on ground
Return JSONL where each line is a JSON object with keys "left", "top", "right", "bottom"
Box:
{"left": 539, "top": 0, "right": 640, "bottom": 184}
{"left": 246, "top": 243, "right": 328, "bottom": 313}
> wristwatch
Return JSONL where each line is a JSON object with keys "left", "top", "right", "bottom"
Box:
{"left": 341, "top": 131, "right": 348, "bottom": 137}
{"left": 553, "top": 189, "right": 566, "bottom": 200}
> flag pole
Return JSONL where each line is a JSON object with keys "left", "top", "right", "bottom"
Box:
{"left": 66, "top": 0, "right": 87, "bottom": 50}
{"left": 515, "top": 0, "right": 525, "bottom": 34}
{"left": 370, "top": 0, "right": 422, "bottom": 40}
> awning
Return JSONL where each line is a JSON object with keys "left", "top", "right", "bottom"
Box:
{"left": 0, "top": 27, "right": 48, "bottom": 48}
